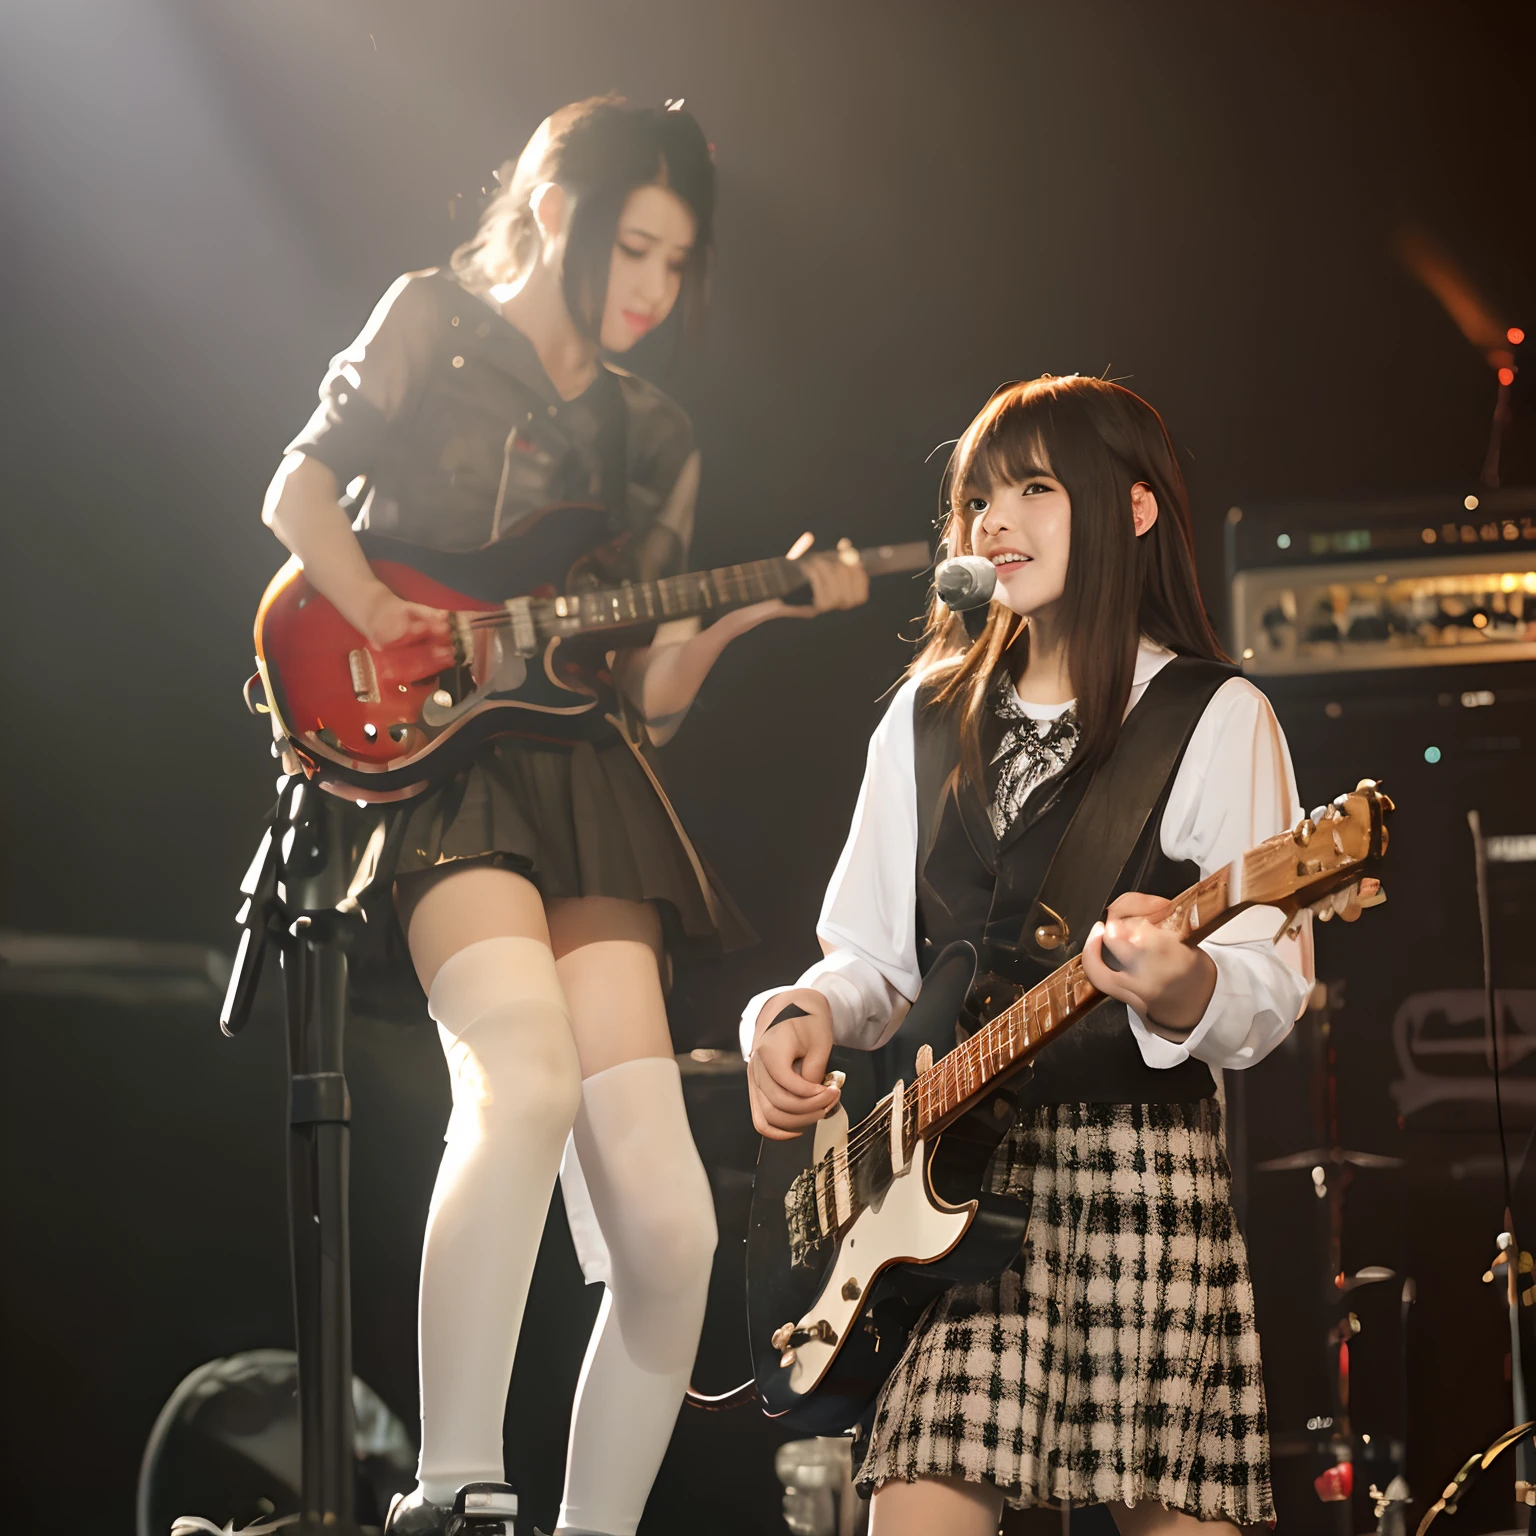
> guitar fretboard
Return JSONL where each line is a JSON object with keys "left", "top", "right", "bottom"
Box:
{"left": 780, "top": 782, "right": 1386, "bottom": 1264}
{"left": 912, "top": 863, "right": 1237, "bottom": 1136}
{"left": 458, "top": 541, "right": 931, "bottom": 650}
{"left": 530, "top": 556, "right": 805, "bottom": 641}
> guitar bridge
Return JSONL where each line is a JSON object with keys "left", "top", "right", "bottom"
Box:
{"left": 503, "top": 597, "right": 537, "bottom": 656}
{"left": 784, "top": 1166, "right": 827, "bottom": 1268}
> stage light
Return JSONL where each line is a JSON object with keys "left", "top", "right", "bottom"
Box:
{"left": 1423, "top": 745, "right": 1442, "bottom": 764}
{"left": 1465, "top": 495, "right": 1480, "bottom": 510}
{"left": 1509, "top": 327, "right": 1526, "bottom": 346}
{"left": 1276, "top": 533, "right": 1291, "bottom": 549}
{"left": 1498, "top": 366, "right": 1516, "bottom": 386}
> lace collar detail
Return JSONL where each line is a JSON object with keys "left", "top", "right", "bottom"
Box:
{"left": 987, "top": 672, "right": 1080, "bottom": 838}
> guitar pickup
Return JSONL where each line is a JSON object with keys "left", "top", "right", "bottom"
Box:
{"left": 348, "top": 649, "right": 381, "bottom": 703}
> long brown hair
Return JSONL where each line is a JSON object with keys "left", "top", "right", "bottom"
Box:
{"left": 451, "top": 96, "right": 715, "bottom": 343}
{"left": 912, "top": 375, "right": 1227, "bottom": 787}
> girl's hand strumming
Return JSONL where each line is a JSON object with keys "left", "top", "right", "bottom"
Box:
{"left": 351, "top": 585, "right": 457, "bottom": 679}
{"left": 748, "top": 988, "right": 842, "bottom": 1140}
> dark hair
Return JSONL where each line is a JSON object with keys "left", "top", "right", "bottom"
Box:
{"left": 912, "top": 375, "right": 1228, "bottom": 786}
{"left": 451, "top": 96, "right": 715, "bottom": 342}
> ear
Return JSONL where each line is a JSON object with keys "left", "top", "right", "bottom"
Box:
{"left": 1130, "top": 481, "right": 1160, "bottom": 538}
{"left": 529, "top": 181, "right": 566, "bottom": 242}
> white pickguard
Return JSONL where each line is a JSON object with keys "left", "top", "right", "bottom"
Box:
{"left": 785, "top": 1137, "right": 975, "bottom": 1396}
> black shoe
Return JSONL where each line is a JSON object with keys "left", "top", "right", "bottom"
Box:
{"left": 384, "top": 1482, "right": 519, "bottom": 1535}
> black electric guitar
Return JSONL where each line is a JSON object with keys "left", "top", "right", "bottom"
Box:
{"left": 250, "top": 503, "right": 930, "bottom": 800}
{"left": 746, "top": 781, "right": 1394, "bottom": 1434}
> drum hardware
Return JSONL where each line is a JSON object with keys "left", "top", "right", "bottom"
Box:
{"left": 1469, "top": 808, "right": 1536, "bottom": 1528}
{"left": 1256, "top": 979, "right": 1410, "bottom": 1527}
{"left": 773, "top": 1438, "right": 862, "bottom": 1536}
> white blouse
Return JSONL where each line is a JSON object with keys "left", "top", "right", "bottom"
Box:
{"left": 739, "top": 641, "right": 1315, "bottom": 1073}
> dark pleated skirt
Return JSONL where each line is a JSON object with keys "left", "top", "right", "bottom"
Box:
{"left": 283, "top": 724, "right": 752, "bottom": 1023}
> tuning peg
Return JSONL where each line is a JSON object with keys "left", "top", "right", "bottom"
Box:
{"left": 1293, "top": 817, "right": 1317, "bottom": 846}
{"left": 1310, "top": 805, "right": 1328, "bottom": 823}
{"left": 1354, "top": 777, "right": 1396, "bottom": 813}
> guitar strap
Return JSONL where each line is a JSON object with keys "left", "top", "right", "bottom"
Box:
{"left": 913, "top": 655, "right": 1238, "bottom": 967}
{"left": 1009, "top": 656, "right": 1238, "bottom": 964}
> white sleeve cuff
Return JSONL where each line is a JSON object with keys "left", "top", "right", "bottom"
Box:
{"left": 737, "top": 949, "right": 910, "bottom": 1059}
{"left": 1127, "top": 920, "right": 1312, "bottom": 1072}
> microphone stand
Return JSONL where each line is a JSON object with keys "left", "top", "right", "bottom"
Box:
{"left": 221, "top": 772, "right": 372, "bottom": 1535}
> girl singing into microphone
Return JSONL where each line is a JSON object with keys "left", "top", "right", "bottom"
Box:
{"left": 743, "top": 375, "right": 1314, "bottom": 1534}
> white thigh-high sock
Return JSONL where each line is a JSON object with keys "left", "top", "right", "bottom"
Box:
{"left": 556, "top": 1057, "right": 717, "bottom": 1536}
{"left": 414, "top": 935, "right": 583, "bottom": 1506}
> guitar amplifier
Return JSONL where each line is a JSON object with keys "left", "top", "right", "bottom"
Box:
{"left": 1224, "top": 486, "right": 1536, "bottom": 675}
{"left": 1226, "top": 489, "right": 1536, "bottom": 1534}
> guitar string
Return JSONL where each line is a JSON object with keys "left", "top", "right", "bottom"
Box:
{"left": 448, "top": 544, "right": 928, "bottom": 636}
{"left": 820, "top": 836, "right": 1375, "bottom": 1199}
{"left": 814, "top": 951, "right": 1153, "bottom": 1229}
{"left": 801, "top": 827, "right": 1367, "bottom": 1243}
{"left": 826, "top": 967, "right": 1085, "bottom": 1180}
{"left": 454, "top": 560, "right": 808, "bottom": 635}
{"left": 819, "top": 874, "right": 1235, "bottom": 1181}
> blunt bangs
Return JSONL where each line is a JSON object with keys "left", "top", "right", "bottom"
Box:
{"left": 949, "top": 387, "right": 1055, "bottom": 515}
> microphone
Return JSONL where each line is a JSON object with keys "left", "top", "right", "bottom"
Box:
{"left": 935, "top": 555, "right": 996, "bottom": 641}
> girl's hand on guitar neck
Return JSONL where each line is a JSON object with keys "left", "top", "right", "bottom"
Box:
{"left": 731, "top": 536, "right": 870, "bottom": 630}
{"left": 747, "top": 988, "right": 842, "bottom": 1140}
{"left": 1080, "top": 891, "right": 1219, "bottom": 1039}
{"left": 615, "top": 537, "right": 868, "bottom": 747}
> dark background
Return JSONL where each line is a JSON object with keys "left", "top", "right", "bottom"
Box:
{"left": 2, "top": 2, "right": 1534, "bottom": 1532}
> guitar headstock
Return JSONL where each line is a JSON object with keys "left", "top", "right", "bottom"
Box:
{"left": 1241, "top": 779, "right": 1395, "bottom": 923}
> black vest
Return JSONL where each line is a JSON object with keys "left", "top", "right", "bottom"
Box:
{"left": 913, "top": 658, "right": 1235, "bottom": 1105}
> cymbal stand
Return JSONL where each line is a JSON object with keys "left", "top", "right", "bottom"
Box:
{"left": 1255, "top": 980, "right": 1404, "bottom": 1528}
{"left": 1468, "top": 809, "right": 1536, "bottom": 1530}
{"left": 221, "top": 772, "right": 369, "bottom": 1536}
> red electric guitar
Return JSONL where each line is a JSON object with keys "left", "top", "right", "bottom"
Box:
{"left": 250, "top": 504, "right": 930, "bottom": 800}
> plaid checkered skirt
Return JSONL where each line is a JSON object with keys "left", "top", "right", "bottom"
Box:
{"left": 857, "top": 1100, "right": 1273, "bottom": 1524}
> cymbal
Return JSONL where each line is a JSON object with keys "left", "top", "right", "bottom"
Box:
{"left": 1336, "top": 1265, "right": 1397, "bottom": 1293}
{"left": 1254, "top": 1145, "right": 1405, "bottom": 1172}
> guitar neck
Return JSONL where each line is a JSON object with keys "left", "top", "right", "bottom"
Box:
{"left": 791, "top": 782, "right": 1385, "bottom": 1269}
{"left": 521, "top": 541, "right": 930, "bottom": 646}
{"left": 913, "top": 861, "right": 1247, "bottom": 1136}
{"left": 532, "top": 556, "right": 802, "bottom": 642}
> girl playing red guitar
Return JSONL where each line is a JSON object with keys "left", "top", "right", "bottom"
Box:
{"left": 260, "top": 97, "right": 865, "bottom": 1536}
